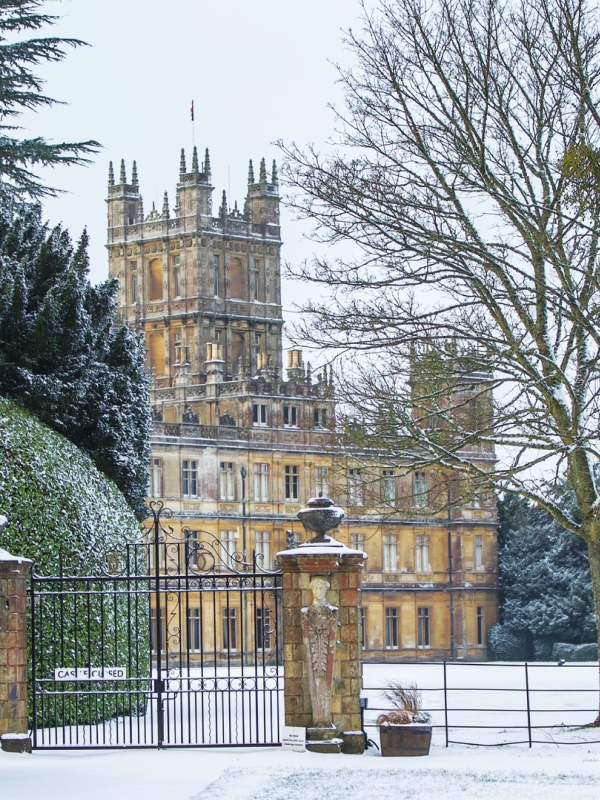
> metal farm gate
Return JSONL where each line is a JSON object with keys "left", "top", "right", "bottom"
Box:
{"left": 29, "top": 503, "right": 283, "bottom": 749}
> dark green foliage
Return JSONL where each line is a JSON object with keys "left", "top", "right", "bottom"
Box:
{"left": 553, "top": 642, "right": 599, "bottom": 661}
{"left": 0, "top": 0, "right": 99, "bottom": 198}
{"left": 488, "top": 625, "right": 531, "bottom": 661}
{"left": 0, "top": 396, "right": 143, "bottom": 575}
{"left": 495, "top": 490, "right": 597, "bottom": 659}
{"left": 33, "top": 576, "right": 150, "bottom": 728}
{"left": 0, "top": 397, "right": 150, "bottom": 726}
{"left": 532, "top": 636, "right": 555, "bottom": 661}
{"left": 0, "top": 202, "right": 151, "bottom": 517}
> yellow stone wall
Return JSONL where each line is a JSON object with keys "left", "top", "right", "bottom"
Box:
{"left": 107, "top": 150, "right": 499, "bottom": 662}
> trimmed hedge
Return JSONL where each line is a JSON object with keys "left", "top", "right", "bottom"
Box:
{"left": 487, "top": 624, "right": 531, "bottom": 660}
{"left": 0, "top": 398, "right": 149, "bottom": 726}
{"left": 552, "top": 642, "right": 599, "bottom": 661}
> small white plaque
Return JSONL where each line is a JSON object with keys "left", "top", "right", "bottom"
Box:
{"left": 281, "top": 725, "right": 306, "bottom": 752}
{"left": 54, "top": 667, "right": 127, "bottom": 681}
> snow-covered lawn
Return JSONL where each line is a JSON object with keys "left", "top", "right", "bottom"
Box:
{"left": 3, "top": 741, "right": 600, "bottom": 800}
{"left": 5, "top": 661, "right": 599, "bottom": 799}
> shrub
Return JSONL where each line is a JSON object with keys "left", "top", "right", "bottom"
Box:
{"left": 488, "top": 624, "right": 531, "bottom": 660}
{"left": 532, "top": 635, "right": 556, "bottom": 661}
{"left": 552, "top": 642, "right": 599, "bottom": 661}
{"left": 378, "top": 681, "right": 431, "bottom": 725}
{"left": 0, "top": 398, "right": 149, "bottom": 727}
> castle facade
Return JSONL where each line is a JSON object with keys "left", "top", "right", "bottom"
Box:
{"left": 107, "top": 149, "right": 498, "bottom": 661}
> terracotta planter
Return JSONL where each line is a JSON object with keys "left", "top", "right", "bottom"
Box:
{"left": 378, "top": 723, "right": 432, "bottom": 757}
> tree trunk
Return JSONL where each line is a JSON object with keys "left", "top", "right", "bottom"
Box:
{"left": 586, "top": 537, "right": 600, "bottom": 725}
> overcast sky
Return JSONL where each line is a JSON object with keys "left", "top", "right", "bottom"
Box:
{"left": 22, "top": 0, "right": 371, "bottom": 343}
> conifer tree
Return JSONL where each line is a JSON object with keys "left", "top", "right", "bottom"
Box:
{"left": 0, "top": 202, "right": 151, "bottom": 517}
{"left": 0, "top": 0, "right": 98, "bottom": 198}
{"left": 496, "top": 491, "right": 597, "bottom": 658}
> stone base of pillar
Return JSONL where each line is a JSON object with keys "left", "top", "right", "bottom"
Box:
{"left": 341, "top": 730, "right": 366, "bottom": 755}
{"left": 306, "top": 723, "right": 343, "bottom": 753}
{"left": 307, "top": 723, "right": 337, "bottom": 741}
{"left": 306, "top": 738, "right": 343, "bottom": 754}
{"left": 1, "top": 733, "right": 32, "bottom": 754}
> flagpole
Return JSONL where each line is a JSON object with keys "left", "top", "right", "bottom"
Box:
{"left": 190, "top": 99, "right": 195, "bottom": 148}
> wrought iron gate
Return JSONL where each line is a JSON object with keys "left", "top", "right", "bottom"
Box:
{"left": 30, "top": 502, "right": 283, "bottom": 749}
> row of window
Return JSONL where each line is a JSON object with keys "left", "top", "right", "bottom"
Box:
{"left": 384, "top": 607, "right": 431, "bottom": 649}
{"left": 150, "top": 606, "right": 273, "bottom": 653}
{"left": 151, "top": 603, "right": 487, "bottom": 653}
{"left": 367, "top": 605, "right": 486, "bottom": 649}
{"left": 348, "top": 469, "right": 427, "bottom": 506}
{"left": 152, "top": 459, "right": 439, "bottom": 508}
{"left": 149, "top": 530, "right": 274, "bottom": 570}
{"left": 151, "top": 458, "right": 329, "bottom": 502}
{"left": 353, "top": 532, "right": 485, "bottom": 572}
{"left": 252, "top": 403, "right": 328, "bottom": 429}
{"left": 149, "top": 530, "right": 485, "bottom": 575}
{"left": 132, "top": 255, "right": 273, "bottom": 305}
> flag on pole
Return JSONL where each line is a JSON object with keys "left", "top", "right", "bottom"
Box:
{"left": 190, "top": 100, "right": 194, "bottom": 122}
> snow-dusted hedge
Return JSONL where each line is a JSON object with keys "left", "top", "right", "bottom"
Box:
{"left": 0, "top": 397, "right": 142, "bottom": 572}
{"left": 0, "top": 398, "right": 149, "bottom": 726}
{"left": 487, "top": 625, "right": 530, "bottom": 661}
{"left": 553, "top": 642, "right": 599, "bottom": 662}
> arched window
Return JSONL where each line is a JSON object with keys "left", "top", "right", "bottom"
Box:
{"left": 229, "top": 258, "right": 243, "bottom": 299}
{"left": 148, "top": 259, "right": 163, "bottom": 301}
{"left": 148, "top": 333, "right": 165, "bottom": 375}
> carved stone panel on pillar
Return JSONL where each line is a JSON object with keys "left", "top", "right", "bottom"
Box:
{"left": 277, "top": 497, "right": 366, "bottom": 754}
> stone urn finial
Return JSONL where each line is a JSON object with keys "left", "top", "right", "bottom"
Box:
{"left": 297, "top": 496, "right": 345, "bottom": 543}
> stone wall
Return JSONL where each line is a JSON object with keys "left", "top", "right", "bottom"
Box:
{"left": 0, "top": 551, "right": 32, "bottom": 736}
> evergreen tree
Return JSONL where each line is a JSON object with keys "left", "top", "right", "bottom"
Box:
{"left": 496, "top": 490, "right": 597, "bottom": 658}
{"left": 0, "top": 0, "right": 99, "bottom": 198}
{"left": 0, "top": 201, "right": 151, "bottom": 517}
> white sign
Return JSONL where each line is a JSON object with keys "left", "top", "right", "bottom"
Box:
{"left": 281, "top": 726, "right": 306, "bottom": 752}
{"left": 54, "top": 667, "right": 127, "bottom": 681}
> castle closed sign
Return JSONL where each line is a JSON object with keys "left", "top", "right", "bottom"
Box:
{"left": 54, "top": 667, "right": 127, "bottom": 681}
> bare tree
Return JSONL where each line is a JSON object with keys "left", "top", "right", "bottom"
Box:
{"left": 281, "top": 0, "right": 600, "bottom": 711}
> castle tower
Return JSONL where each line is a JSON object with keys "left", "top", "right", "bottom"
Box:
{"left": 107, "top": 149, "right": 284, "bottom": 402}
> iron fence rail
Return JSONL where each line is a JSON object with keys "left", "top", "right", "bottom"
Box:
{"left": 362, "top": 661, "right": 600, "bottom": 747}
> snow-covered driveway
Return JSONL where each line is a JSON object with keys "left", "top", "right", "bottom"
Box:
{"left": 3, "top": 741, "right": 600, "bottom": 800}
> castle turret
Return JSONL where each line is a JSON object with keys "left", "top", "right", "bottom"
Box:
{"left": 106, "top": 159, "right": 143, "bottom": 305}
{"left": 245, "top": 155, "right": 280, "bottom": 233}
{"left": 175, "top": 145, "right": 213, "bottom": 225}
{"left": 205, "top": 342, "right": 225, "bottom": 398}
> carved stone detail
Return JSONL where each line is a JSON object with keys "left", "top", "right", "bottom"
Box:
{"left": 301, "top": 578, "right": 338, "bottom": 727}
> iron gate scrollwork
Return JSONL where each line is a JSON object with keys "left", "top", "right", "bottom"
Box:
{"left": 30, "top": 501, "right": 283, "bottom": 749}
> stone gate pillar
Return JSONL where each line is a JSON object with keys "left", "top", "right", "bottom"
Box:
{"left": 278, "top": 497, "right": 366, "bottom": 754}
{"left": 0, "top": 537, "right": 33, "bottom": 743}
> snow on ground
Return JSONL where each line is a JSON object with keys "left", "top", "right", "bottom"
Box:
{"left": 3, "top": 739, "right": 600, "bottom": 800}
{"left": 3, "top": 661, "right": 600, "bottom": 799}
